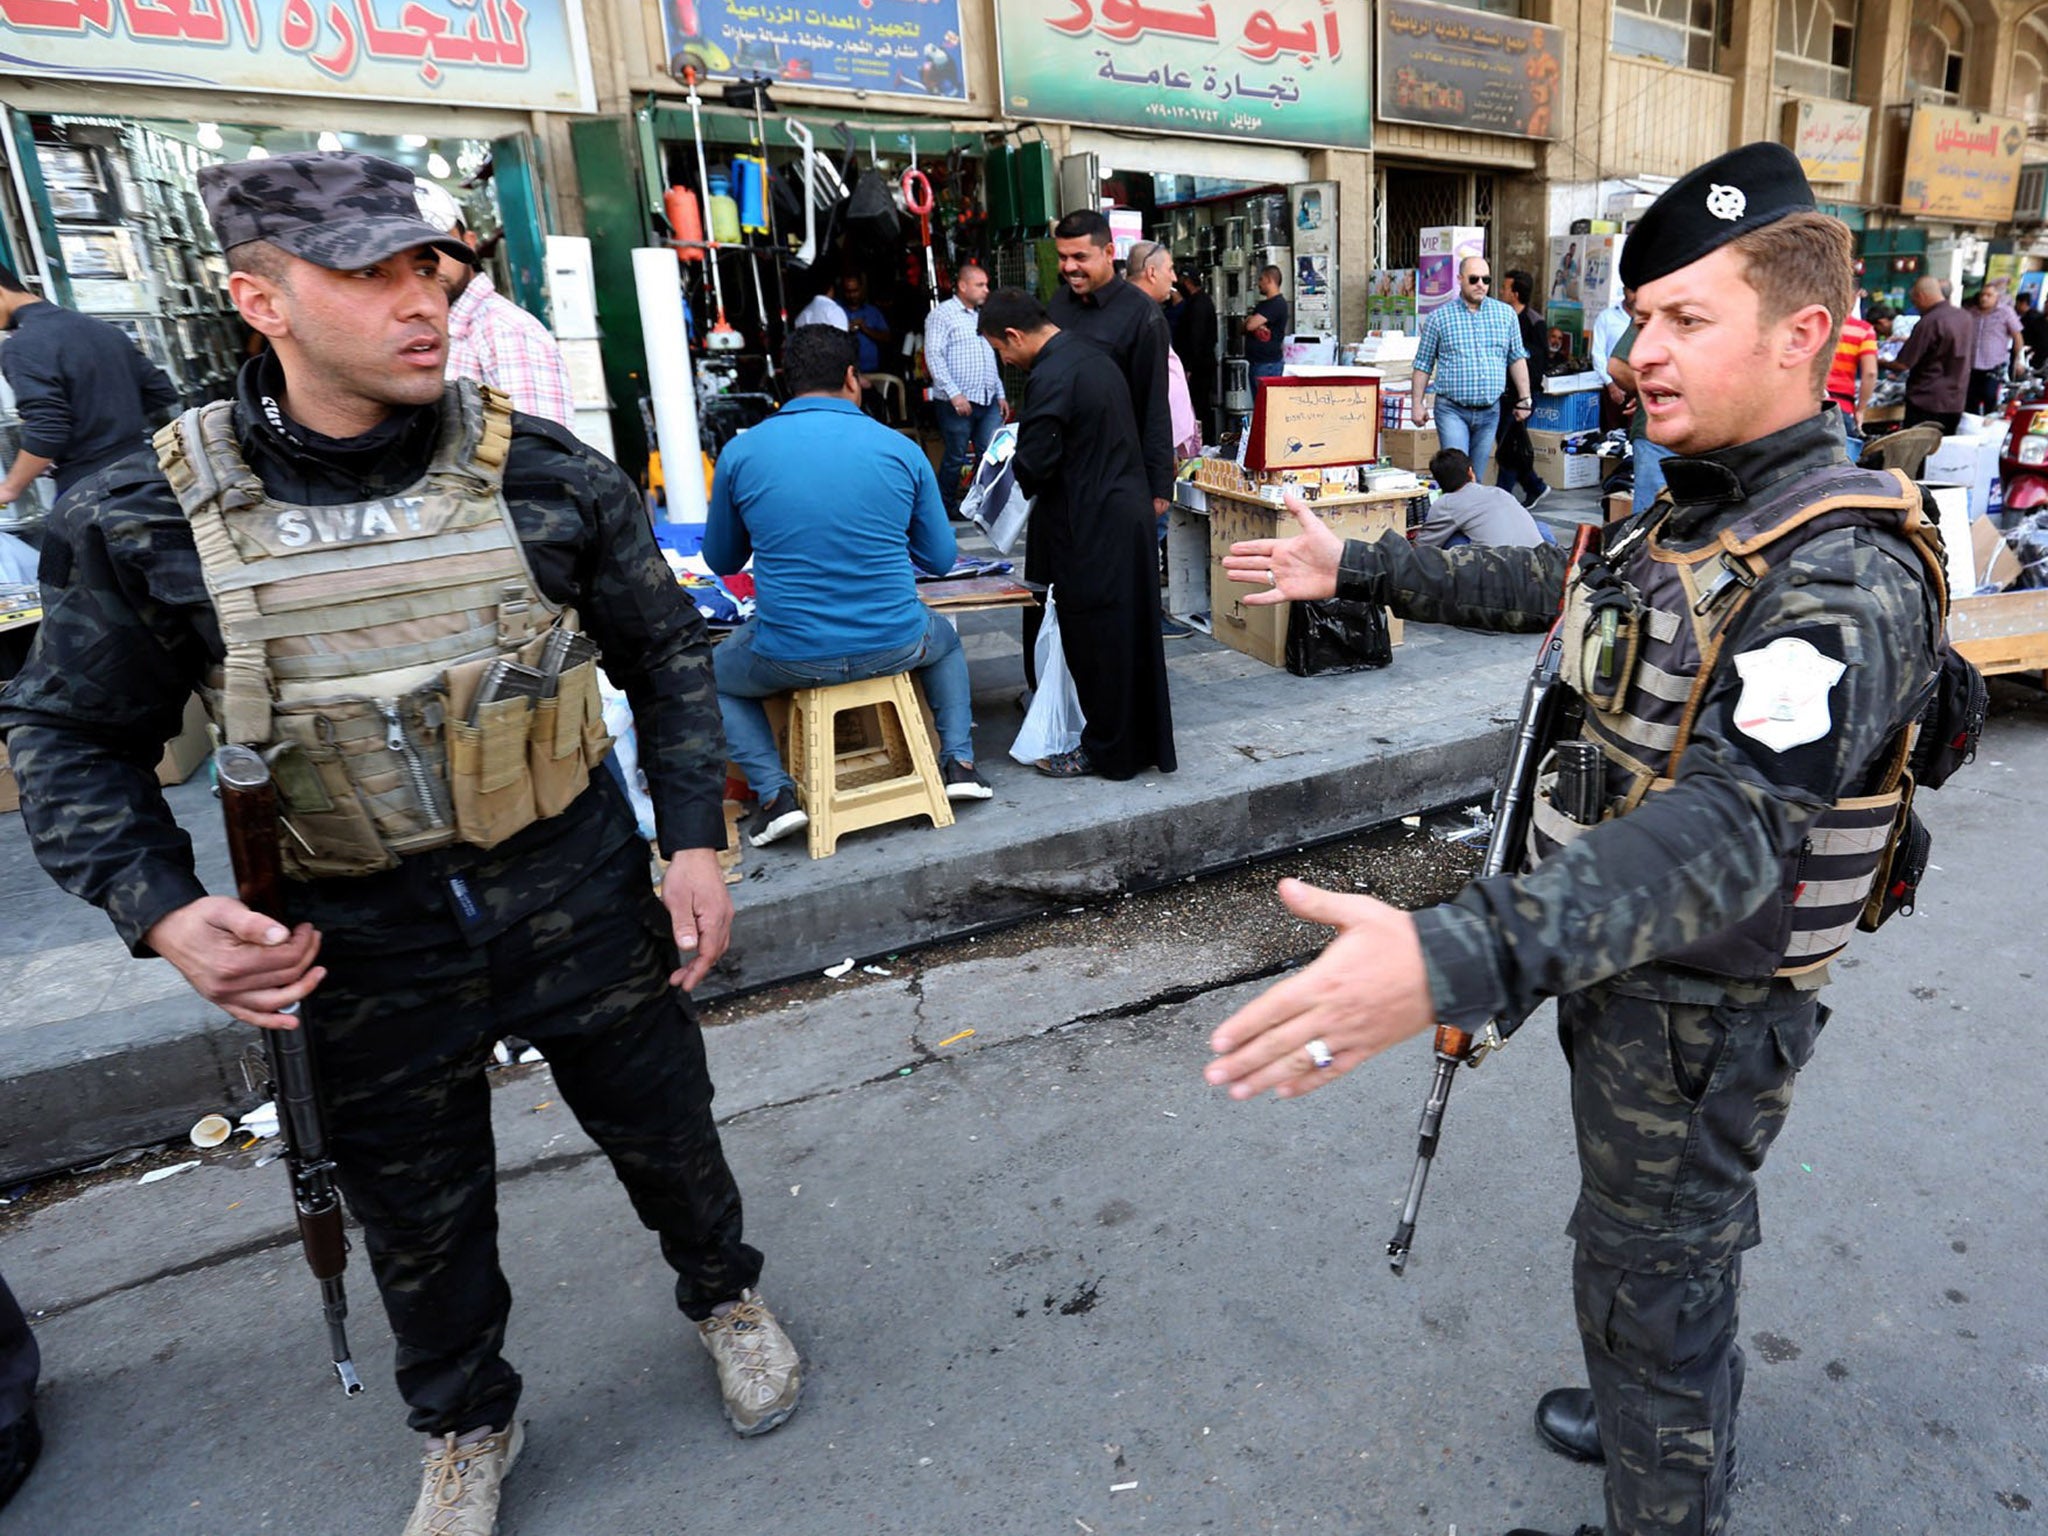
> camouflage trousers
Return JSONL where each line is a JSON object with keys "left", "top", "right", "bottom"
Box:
{"left": 1558, "top": 981, "right": 1829, "bottom": 1536}
{"left": 307, "top": 837, "right": 763, "bottom": 1436}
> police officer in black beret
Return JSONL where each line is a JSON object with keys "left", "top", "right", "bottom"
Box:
{"left": 1211, "top": 143, "right": 1954, "bottom": 1536}
{"left": 0, "top": 153, "right": 802, "bottom": 1534}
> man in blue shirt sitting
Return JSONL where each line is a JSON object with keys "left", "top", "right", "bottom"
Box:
{"left": 706, "top": 325, "right": 991, "bottom": 847}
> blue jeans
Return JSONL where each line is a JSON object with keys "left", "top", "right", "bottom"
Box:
{"left": 714, "top": 612, "right": 976, "bottom": 797}
{"left": 936, "top": 397, "right": 1004, "bottom": 513}
{"left": 1250, "top": 361, "right": 1286, "bottom": 383}
{"left": 1632, "top": 439, "right": 1674, "bottom": 515}
{"left": 1433, "top": 397, "right": 1502, "bottom": 482}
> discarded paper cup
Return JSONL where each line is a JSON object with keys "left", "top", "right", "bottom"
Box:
{"left": 189, "top": 1114, "right": 233, "bottom": 1150}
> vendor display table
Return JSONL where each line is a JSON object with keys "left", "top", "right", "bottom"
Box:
{"left": 1174, "top": 471, "right": 1421, "bottom": 668}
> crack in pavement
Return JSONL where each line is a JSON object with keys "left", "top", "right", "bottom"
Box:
{"left": 21, "top": 947, "right": 1319, "bottom": 1322}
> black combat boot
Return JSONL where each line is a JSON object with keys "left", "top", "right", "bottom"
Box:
{"left": 1535, "top": 1385, "right": 1604, "bottom": 1462}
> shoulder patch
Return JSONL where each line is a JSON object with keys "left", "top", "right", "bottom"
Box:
{"left": 1732, "top": 634, "right": 1846, "bottom": 752}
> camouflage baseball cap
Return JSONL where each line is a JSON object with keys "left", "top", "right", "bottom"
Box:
{"left": 198, "top": 151, "right": 476, "bottom": 271}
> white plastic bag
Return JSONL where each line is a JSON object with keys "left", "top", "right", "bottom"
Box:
{"left": 598, "top": 679, "right": 658, "bottom": 841}
{"left": 1010, "top": 590, "right": 1086, "bottom": 763}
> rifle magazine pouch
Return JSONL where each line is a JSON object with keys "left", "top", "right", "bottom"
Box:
{"left": 443, "top": 653, "right": 539, "bottom": 848}
{"left": 529, "top": 657, "right": 610, "bottom": 817}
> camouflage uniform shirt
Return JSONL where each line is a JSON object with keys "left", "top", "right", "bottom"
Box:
{"left": 0, "top": 353, "right": 727, "bottom": 959}
{"left": 1334, "top": 411, "right": 1942, "bottom": 1025}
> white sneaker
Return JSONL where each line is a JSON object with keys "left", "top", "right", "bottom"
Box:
{"left": 401, "top": 1422, "right": 523, "bottom": 1536}
{"left": 697, "top": 1288, "right": 803, "bottom": 1436}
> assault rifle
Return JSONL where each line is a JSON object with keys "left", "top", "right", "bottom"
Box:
{"left": 1386, "top": 524, "right": 1597, "bottom": 1276}
{"left": 217, "top": 745, "right": 365, "bottom": 1396}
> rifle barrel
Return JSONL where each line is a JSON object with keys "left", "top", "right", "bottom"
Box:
{"left": 216, "top": 746, "right": 362, "bottom": 1398}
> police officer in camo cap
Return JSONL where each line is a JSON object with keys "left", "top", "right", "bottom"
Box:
{"left": 0, "top": 149, "right": 806, "bottom": 1534}
{"left": 1210, "top": 140, "right": 1962, "bottom": 1536}
{"left": 199, "top": 150, "right": 476, "bottom": 273}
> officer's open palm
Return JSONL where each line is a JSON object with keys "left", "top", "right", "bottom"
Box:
{"left": 146, "top": 896, "right": 325, "bottom": 1031}
{"left": 1205, "top": 879, "right": 1435, "bottom": 1100}
{"left": 1221, "top": 491, "right": 1342, "bottom": 606}
{"left": 662, "top": 848, "right": 733, "bottom": 991}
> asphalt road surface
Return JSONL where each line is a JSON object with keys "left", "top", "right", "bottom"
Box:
{"left": 3, "top": 689, "right": 2044, "bottom": 1536}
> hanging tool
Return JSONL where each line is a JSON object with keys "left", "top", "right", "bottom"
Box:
{"left": 724, "top": 73, "right": 788, "bottom": 350}
{"left": 901, "top": 163, "right": 939, "bottom": 307}
{"left": 784, "top": 119, "right": 819, "bottom": 270}
{"left": 682, "top": 64, "right": 743, "bottom": 353}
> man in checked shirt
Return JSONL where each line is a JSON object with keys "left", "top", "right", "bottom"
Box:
{"left": 417, "top": 179, "right": 577, "bottom": 429}
{"left": 924, "top": 261, "right": 1007, "bottom": 517}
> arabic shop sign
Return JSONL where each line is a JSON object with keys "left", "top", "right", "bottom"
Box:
{"left": 1377, "top": 0, "right": 1563, "bottom": 141}
{"left": 661, "top": 1, "right": 968, "bottom": 102}
{"left": 1781, "top": 97, "right": 1868, "bottom": 185}
{"left": 1900, "top": 105, "right": 2026, "bottom": 223}
{"left": 0, "top": 0, "right": 593, "bottom": 111}
{"left": 995, "top": 0, "right": 1370, "bottom": 151}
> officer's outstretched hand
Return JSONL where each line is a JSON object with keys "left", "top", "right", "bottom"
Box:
{"left": 1205, "top": 879, "right": 1435, "bottom": 1100}
{"left": 662, "top": 847, "right": 734, "bottom": 992}
{"left": 1220, "top": 491, "right": 1342, "bottom": 606}
{"left": 147, "top": 897, "right": 325, "bottom": 1031}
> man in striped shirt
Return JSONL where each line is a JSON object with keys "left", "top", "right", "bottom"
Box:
{"left": 417, "top": 180, "right": 577, "bottom": 428}
{"left": 1411, "top": 255, "right": 1533, "bottom": 482}
{"left": 924, "top": 261, "right": 1006, "bottom": 516}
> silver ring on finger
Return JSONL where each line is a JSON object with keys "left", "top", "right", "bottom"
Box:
{"left": 1304, "top": 1037, "right": 1335, "bottom": 1070}
{"left": 1266, "top": 567, "right": 1278, "bottom": 587}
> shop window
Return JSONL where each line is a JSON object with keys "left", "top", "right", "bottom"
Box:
{"left": 1906, "top": 0, "right": 1969, "bottom": 103}
{"left": 1775, "top": 0, "right": 1857, "bottom": 100}
{"left": 1611, "top": 0, "right": 1725, "bottom": 74}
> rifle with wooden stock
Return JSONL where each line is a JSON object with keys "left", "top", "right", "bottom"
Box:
{"left": 216, "top": 744, "right": 364, "bottom": 1396}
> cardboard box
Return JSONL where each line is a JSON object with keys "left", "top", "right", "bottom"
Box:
{"left": 1207, "top": 489, "right": 1411, "bottom": 666}
{"left": 1529, "top": 430, "right": 1602, "bottom": 490}
{"left": 1922, "top": 431, "right": 2003, "bottom": 520}
{"left": 157, "top": 693, "right": 213, "bottom": 787}
{"left": 1972, "top": 513, "right": 2023, "bottom": 593}
{"left": 2, "top": 693, "right": 206, "bottom": 815}
{"left": 1379, "top": 426, "right": 1439, "bottom": 472}
{"left": 1528, "top": 383, "right": 1601, "bottom": 435}
{"left": 1604, "top": 491, "right": 1632, "bottom": 524}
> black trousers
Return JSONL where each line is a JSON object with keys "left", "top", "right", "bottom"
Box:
{"left": 0, "top": 1272, "right": 37, "bottom": 1429}
{"left": 1560, "top": 982, "right": 1826, "bottom": 1536}
{"left": 309, "top": 838, "right": 762, "bottom": 1436}
{"left": 1902, "top": 402, "right": 1962, "bottom": 435}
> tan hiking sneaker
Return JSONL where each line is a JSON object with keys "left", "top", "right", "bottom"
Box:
{"left": 400, "top": 1421, "right": 523, "bottom": 1536}
{"left": 697, "top": 1288, "right": 803, "bottom": 1436}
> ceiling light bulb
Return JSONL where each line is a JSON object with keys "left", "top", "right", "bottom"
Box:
{"left": 317, "top": 132, "right": 343, "bottom": 152}
{"left": 401, "top": 134, "right": 430, "bottom": 150}
{"left": 426, "top": 153, "right": 452, "bottom": 179}
{"left": 197, "top": 122, "right": 223, "bottom": 150}
{"left": 244, "top": 144, "right": 269, "bottom": 160}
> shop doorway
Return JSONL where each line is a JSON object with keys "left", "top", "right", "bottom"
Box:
{"left": 1375, "top": 165, "right": 1496, "bottom": 268}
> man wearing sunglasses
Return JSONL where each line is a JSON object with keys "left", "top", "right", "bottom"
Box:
{"left": 1411, "top": 255, "right": 1533, "bottom": 484}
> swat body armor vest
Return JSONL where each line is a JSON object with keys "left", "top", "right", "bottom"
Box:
{"left": 155, "top": 381, "right": 613, "bottom": 879}
{"left": 1526, "top": 462, "right": 1947, "bottom": 981}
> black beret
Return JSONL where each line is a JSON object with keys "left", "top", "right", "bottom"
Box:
{"left": 1618, "top": 142, "right": 1816, "bottom": 289}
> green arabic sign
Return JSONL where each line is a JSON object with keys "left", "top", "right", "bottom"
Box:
{"left": 996, "top": 0, "right": 1371, "bottom": 150}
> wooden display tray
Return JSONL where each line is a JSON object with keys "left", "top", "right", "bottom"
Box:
{"left": 1949, "top": 589, "right": 2048, "bottom": 676}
